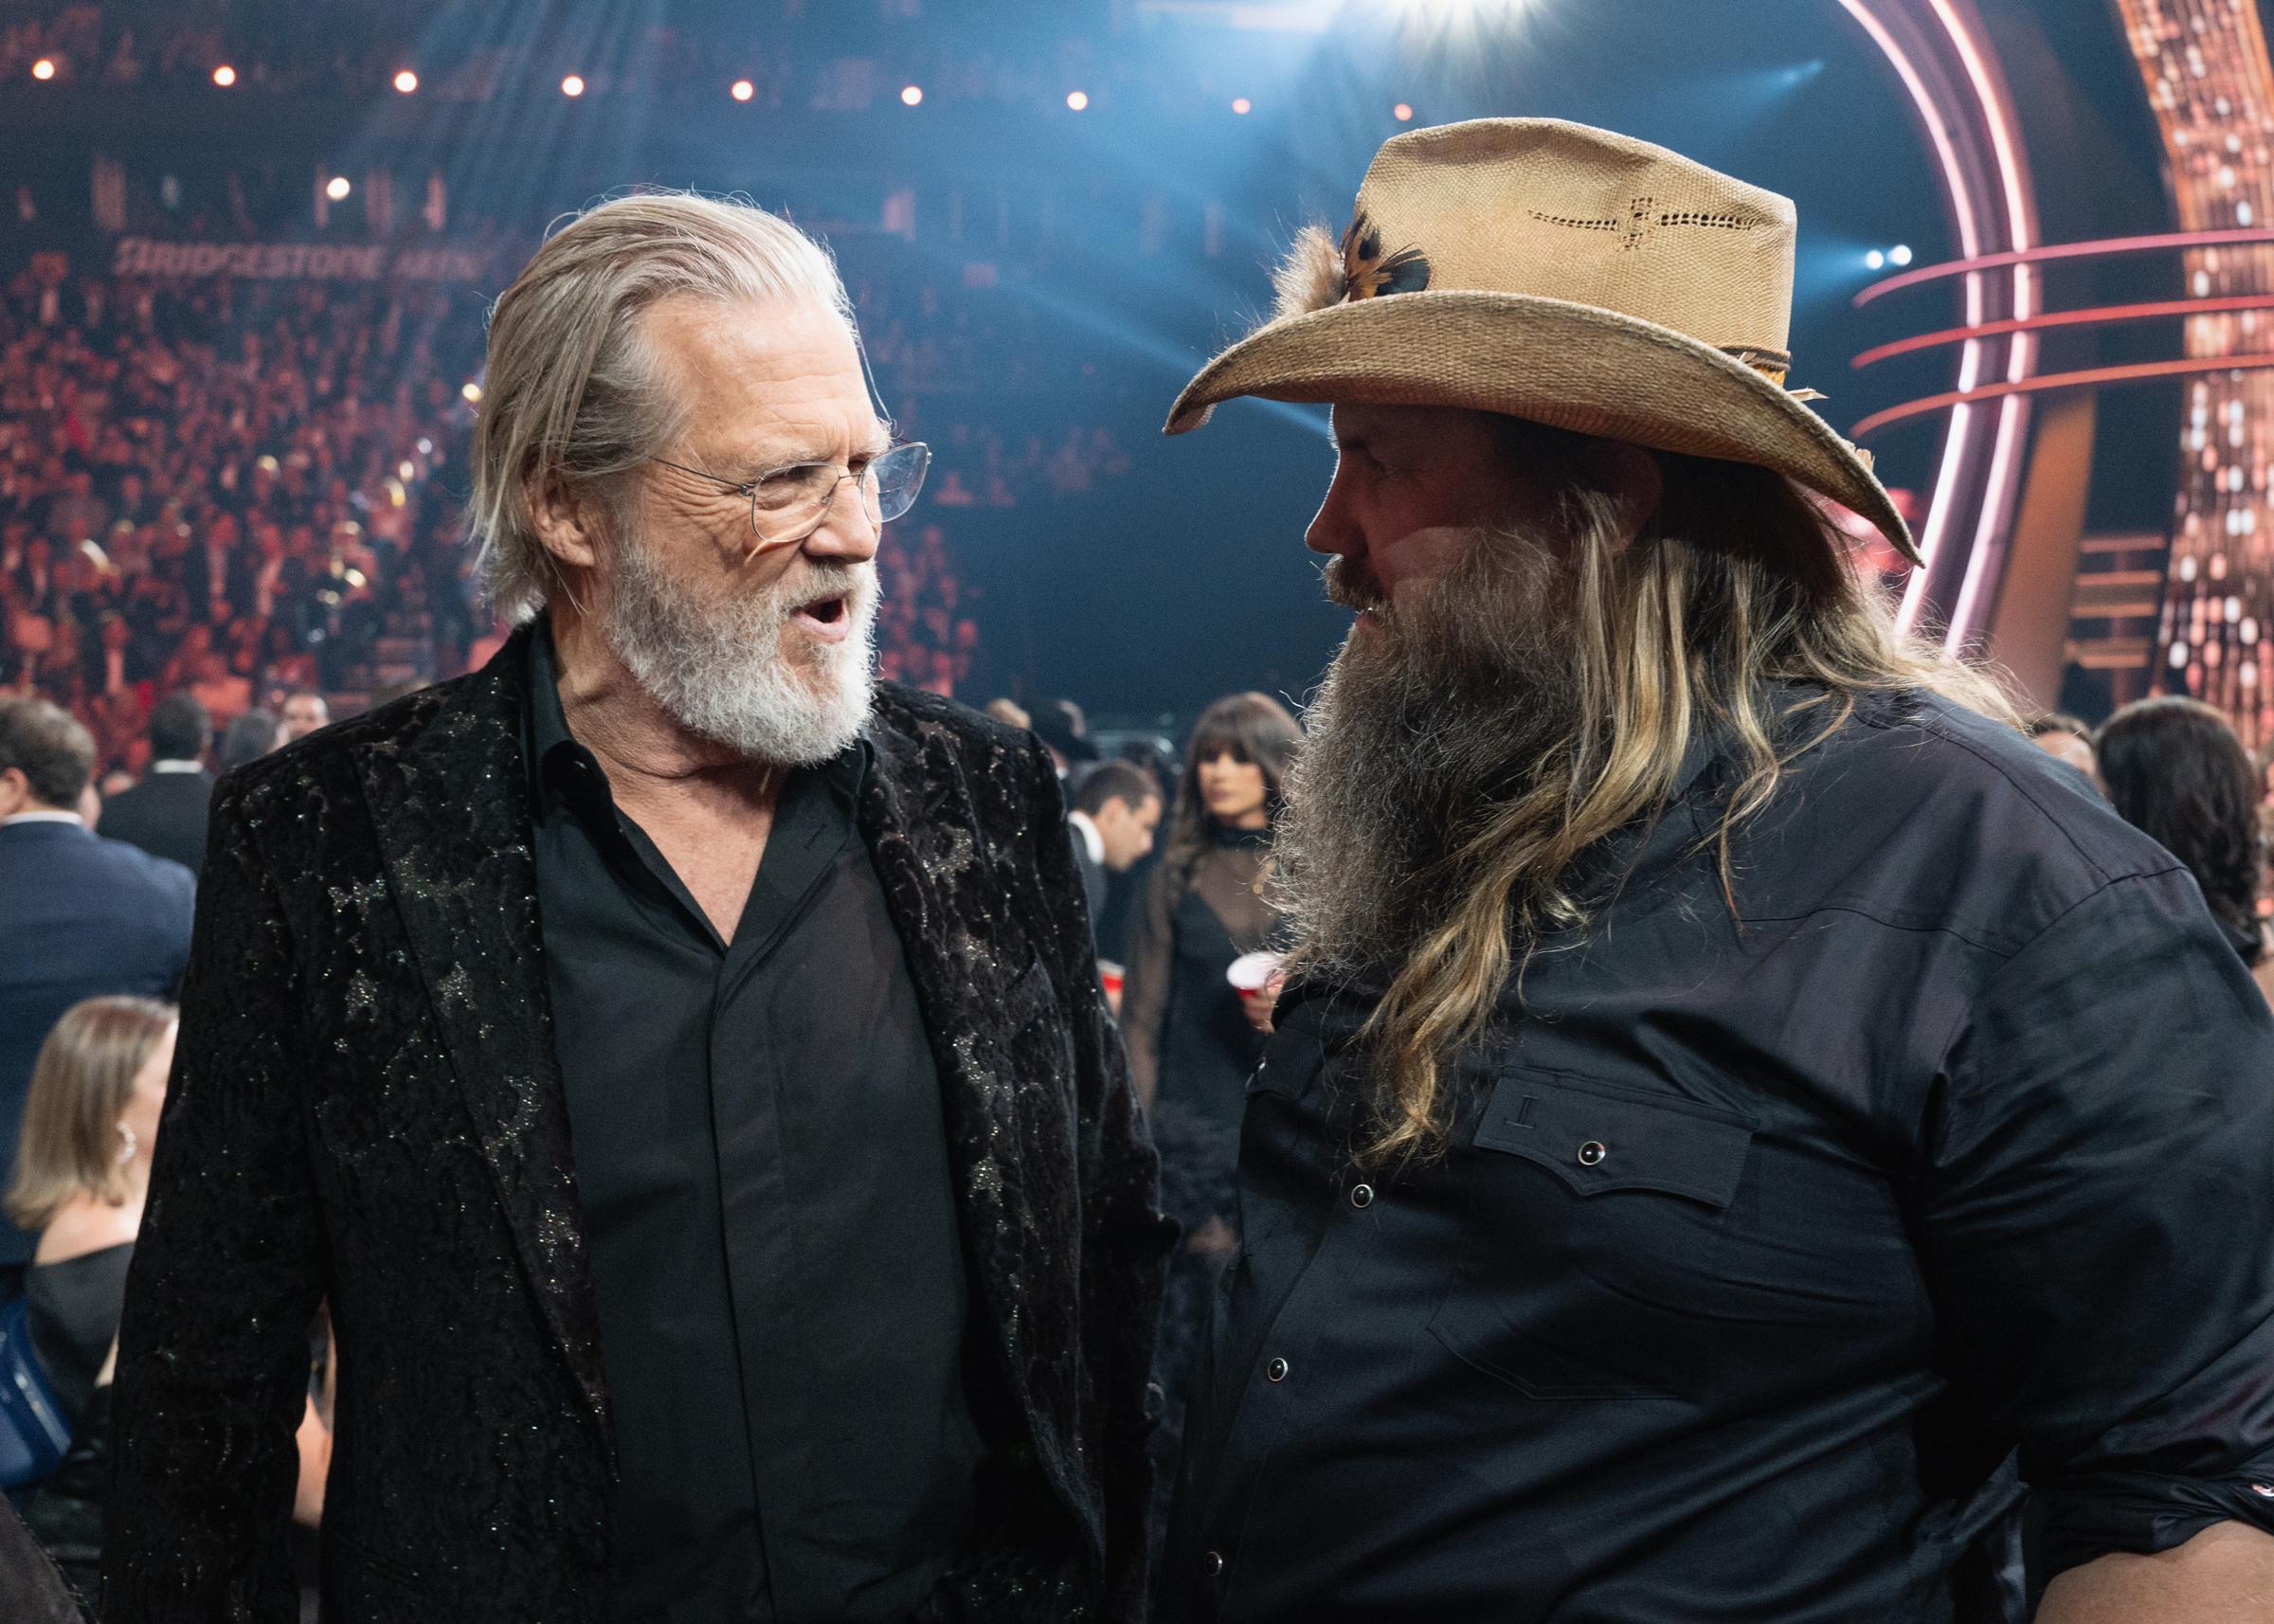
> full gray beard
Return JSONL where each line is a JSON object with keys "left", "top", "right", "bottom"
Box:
{"left": 604, "top": 535, "right": 878, "bottom": 767}
{"left": 1272, "top": 530, "right": 1583, "bottom": 978}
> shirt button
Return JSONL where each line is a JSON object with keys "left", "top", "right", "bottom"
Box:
{"left": 1266, "top": 1356, "right": 1290, "bottom": 1382}
{"left": 1578, "top": 1140, "right": 1608, "bottom": 1166}
{"left": 1202, "top": 1550, "right": 1225, "bottom": 1578}
{"left": 1349, "top": 1182, "right": 1374, "bottom": 1208}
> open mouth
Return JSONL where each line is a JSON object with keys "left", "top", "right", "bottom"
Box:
{"left": 790, "top": 593, "right": 852, "bottom": 641}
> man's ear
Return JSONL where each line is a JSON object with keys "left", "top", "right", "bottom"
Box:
{"left": 524, "top": 466, "right": 605, "bottom": 576}
{"left": 1591, "top": 441, "right": 1665, "bottom": 551}
{"left": 0, "top": 766, "right": 30, "bottom": 820}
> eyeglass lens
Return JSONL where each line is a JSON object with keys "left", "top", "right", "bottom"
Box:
{"left": 752, "top": 442, "right": 929, "bottom": 538}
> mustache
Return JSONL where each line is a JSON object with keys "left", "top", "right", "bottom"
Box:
{"left": 1322, "top": 555, "right": 1390, "bottom": 616}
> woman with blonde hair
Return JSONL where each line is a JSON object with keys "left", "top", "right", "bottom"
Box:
{"left": 8, "top": 995, "right": 175, "bottom": 1434}
{"left": 9, "top": 997, "right": 332, "bottom": 1607}
{"left": 8, "top": 996, "right": 175, "bottom": 1607}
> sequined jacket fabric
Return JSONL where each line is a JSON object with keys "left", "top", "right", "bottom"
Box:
{"left": 100, "top": 628, "right": 1171, "bottom": 1623}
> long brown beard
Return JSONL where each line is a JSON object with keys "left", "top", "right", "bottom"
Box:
{"left": 1272, "top": 529, "right": 1583, "bottom": 980}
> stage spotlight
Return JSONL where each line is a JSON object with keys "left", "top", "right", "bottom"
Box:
{"left": 212, "top": 64, "right": 237, "bottom": 87}
{"left": 1394, "top": 102, "right": 1415, "bottom": 121}
{"left": 30, "top": 58, "right": 55, "bottom": 81}
{"left": 561, "top": 74, "right": 586, "bottom": 98}
{"left": 901, "top": 83, "right": 924, "bottom": 106}
{"left": 461, "top": 382, "right": 483, "bottom": 404}
{"left": 1865, "top": 249, "right": 1886, "bottom": 271}
{"left": 394, "top": 69, "right": 418, "bottom": 94}
{"left": 731, "top": 79, "right": 754, "bottom": 101}
{"left": 1066, "top": 90, "right": 1089, "bottom": 111}
{"left": 1232, "top": 97, "right": 1253, "bottom": 115}
{"left": 325, "top": 176, "right": 352, "bottom": 202}
{"left": 1889, "top": 244, "right": 1914, "bottom": 266}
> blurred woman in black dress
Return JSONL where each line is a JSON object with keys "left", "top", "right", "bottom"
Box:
{"left": 1122, "top": 692, "right": 1301, "bottom": 1123}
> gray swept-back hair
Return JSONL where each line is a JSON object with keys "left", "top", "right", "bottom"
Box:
{"left": 469, "top": 191, "right": 856, "bottom": 621}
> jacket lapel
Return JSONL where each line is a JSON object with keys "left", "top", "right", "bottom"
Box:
{"left": 856, "top": 703, "right": 1098, "bottom": 1547}
{"left": 353, "top": 630, "right": 610, "bottom": 1435}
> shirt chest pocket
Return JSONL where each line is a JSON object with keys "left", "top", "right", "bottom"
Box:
{"left": 1429, "top": 1071, "right": 1756, "bottom": 1400}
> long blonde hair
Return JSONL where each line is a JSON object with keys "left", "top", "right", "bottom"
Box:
{"left": 1297, "top": 451, "right": 2015, "bottom": 1166}
{"left": 7, "top": 996, "right": 175, "bottom": 1230}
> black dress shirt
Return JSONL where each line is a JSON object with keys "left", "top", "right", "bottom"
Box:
{"left": 525, "top": 629, "right": 983, "bottom": 1623}
{"left": 1164, "top": 688, "right": 2274, "bottom": 1623}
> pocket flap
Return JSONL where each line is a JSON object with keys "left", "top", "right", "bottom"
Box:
{"left": 1473, "top": 1072, "right": 1754, "bottom": 1208}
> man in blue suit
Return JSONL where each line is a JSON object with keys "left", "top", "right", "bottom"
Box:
{"left": 0, "top": 696, "right": 193, "bottom": 1274}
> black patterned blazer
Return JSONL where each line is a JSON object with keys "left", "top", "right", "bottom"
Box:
{"left": 101, "top": 628, "right": 1170, "bottom": 1623}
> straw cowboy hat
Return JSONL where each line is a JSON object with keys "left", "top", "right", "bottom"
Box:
{"left": 1164, "top": 117, "right": 1918, "bottom": 564}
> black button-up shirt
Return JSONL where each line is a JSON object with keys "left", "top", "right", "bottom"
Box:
{"left": 1166, "top": 688, "right": 2274, "bottom": 1623}
{"left": 525, "top": 628, "right": 983, "bottom": 1623}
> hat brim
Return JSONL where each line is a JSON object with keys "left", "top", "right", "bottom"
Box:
{"left": 1164, "top": 290, "right": 1918, "bottom": 566}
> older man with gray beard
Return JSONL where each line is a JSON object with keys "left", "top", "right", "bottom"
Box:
{"left": 103, "top": 193, "right": 1168, "bottom": 1624}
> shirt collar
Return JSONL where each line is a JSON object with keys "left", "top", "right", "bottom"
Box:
{"left": 2, "top": 810, "right": 83, "bottom": 827}
{"left": 1068, "top": 809, "right": 1105, "bottom": 866}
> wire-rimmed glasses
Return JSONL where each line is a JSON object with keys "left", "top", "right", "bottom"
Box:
{"left": 649, "top": 442, "right": 930, "bottom": 559}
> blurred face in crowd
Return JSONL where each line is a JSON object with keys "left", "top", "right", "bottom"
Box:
{"left": 555, "top": 295, "right": 885, "bottom": 767}
{"left": 1094, "top": 791, "right": 1163, "bottom": 872}
{"left": 120, "top": 1020, "right": 176, "bottom": 1175}
{"left": 2032, "top": 728, "right": 2098, "bottom": 786}
{"left": 1198, "top": 746, "right": 1270, "bottom": 830}
{"left": 280, "top": 693, "right": 329, "bottom": 740}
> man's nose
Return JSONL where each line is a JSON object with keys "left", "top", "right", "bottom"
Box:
{"left": 1305, "top": 471, "right": 1362, "bottom": 562}
{"left": 803, "top": 479, "right": 881, "bottom": 565}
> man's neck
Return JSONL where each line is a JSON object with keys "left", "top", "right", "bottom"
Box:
{"left": 2, "top": 805, "right": 82, "bottom": 827}
{"left": 548, "top": 601, "right": 782, "bottom": 817}
{"left": 1069, "top": 809, "right": 1105, "bottom": 866}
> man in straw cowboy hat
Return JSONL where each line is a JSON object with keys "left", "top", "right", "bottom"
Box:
{"left": 1157, "top": 118, "right": 2274, "bottom": 1622}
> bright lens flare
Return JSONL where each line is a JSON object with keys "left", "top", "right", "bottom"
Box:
{"left": 900, "top": 83, "right": 923, "bottom": 106}
{"left": 460, "top": 382, "right": 483, "bottom": 404}
{"left": 325, "top": 176, "right": 352, "bottom": 202}
{"left": 211, "top": 64, "right": 236, "bottom": 87}
{"left": 731, "top": 79, "right": 754, "bottom": 101}
{"left": 1231, "top": 97, "right": 1253, "bottom": 115}
{"left": 393, "top": 69, "right": 418, "bottom": 94}
{"left": 1394, "top": 101, "right": 1415, "bottom": 120}
{"left": 1066, "top": 90, "right": 1089, "bottom": 111}
{"left": 561, "top": 74, "right": 585, "bottom": 98}
{"left": 30, "top": 58, "right": 56, "bottom": 81}
{"left": 1389, "top": 0, "right": 1538, "bottom": 48}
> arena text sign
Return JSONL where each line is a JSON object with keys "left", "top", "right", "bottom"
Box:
{"left": 108, "top": 238, "right": 494, "bottom": 282}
